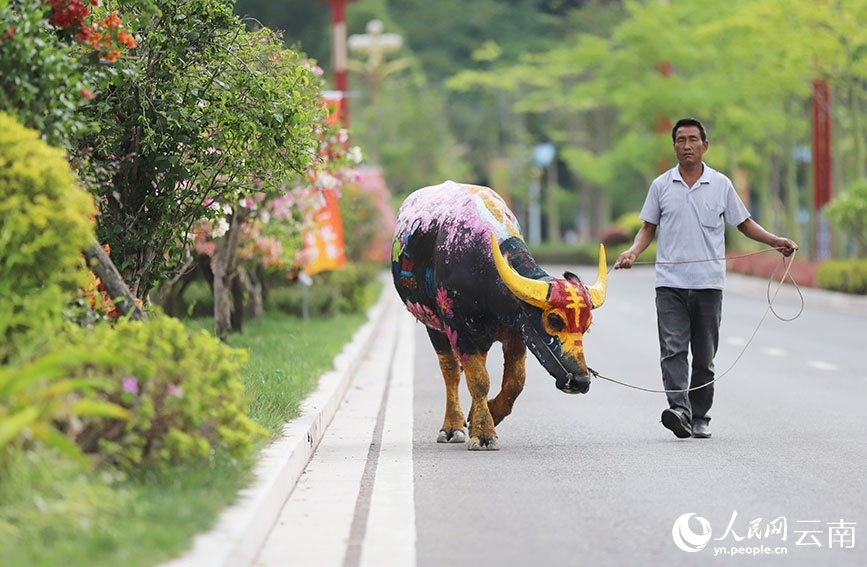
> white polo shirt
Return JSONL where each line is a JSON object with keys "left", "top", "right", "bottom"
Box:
{"left": 639, "top": 163, "right": 750, "bottom": 290}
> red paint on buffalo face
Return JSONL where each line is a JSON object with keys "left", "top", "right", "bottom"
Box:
{"left": 542, "top": 280, "right": 593, "bottom": 361}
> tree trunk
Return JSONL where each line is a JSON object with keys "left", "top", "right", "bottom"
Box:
{"left": 240, "top": 266, "right": 264, "bottom": 318}
{"left": 83, "top": 243, "right": 146, "bottom": 321}
{"left": 213, "top": 205, "right": 250, "bottom": 341}
{"left": 230, "top": 271, "right": 244, "bottom": 334}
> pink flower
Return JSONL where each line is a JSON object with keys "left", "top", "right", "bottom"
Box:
{"left": 444, "top": 325, "right": 465, "bottom": 361}
{"left": 435, "top": 286, "right": 454, "bottom": 318}
{"left": 121, "top": 376, "right": 139, "bottom": 395}
{"left": 404, "top": 301, "right": 443, "bottom": 331}
{"left": 167, "top": 384, "right": 184, "bottom": 399}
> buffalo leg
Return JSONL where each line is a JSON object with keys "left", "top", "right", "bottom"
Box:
{"left": 463, "top": 353, "right": 498, "bottom": 450}
{"left": 488, "top": 330, "right": 527, "bottom": 426}
{"left": 426, "top": 328, "right": 466, "bottom": 443}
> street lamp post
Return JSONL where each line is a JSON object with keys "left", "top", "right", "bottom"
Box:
{"left": 347, "top": 19, "right": 406, "bottom": 97}
{"left": 529, "top": 143, "right": 555, "bottom": 247}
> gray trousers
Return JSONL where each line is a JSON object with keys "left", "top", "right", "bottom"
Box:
{"left": 655, "top": 287, "right": 722, "bottom": 424}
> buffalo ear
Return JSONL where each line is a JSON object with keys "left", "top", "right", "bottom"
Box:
{"left": 563, "top": 271, "right": 583, "bottom": 284}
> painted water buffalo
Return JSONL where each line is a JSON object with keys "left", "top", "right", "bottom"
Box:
{"left": 391, "top": 181, "right": 607, "bottom": 450}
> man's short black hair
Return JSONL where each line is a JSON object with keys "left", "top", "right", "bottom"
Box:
{"left": 671, "top": 117, "right": 707, "bottom": 142}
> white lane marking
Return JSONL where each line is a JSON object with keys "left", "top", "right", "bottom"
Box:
{"left": 761, "top": 347, "right": 788, "bottom": 357}
{"left": 726, "top": 336, "right": 747, "bottom": 346}
{"left": 360, "top": 314, "right": 417, "bottom": 567}
{"left": 806, "top": 360, "right": 840, "bottom": 372}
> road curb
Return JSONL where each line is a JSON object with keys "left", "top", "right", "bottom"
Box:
{"left": 161, "top": 275, "right": 397, "bottom": 567}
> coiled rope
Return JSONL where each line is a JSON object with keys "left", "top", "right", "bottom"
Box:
{"left": 588, "top": 248, "right": 805, "bottom": 394}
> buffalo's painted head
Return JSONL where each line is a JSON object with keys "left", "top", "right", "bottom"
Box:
{"left": 491, "top": 234, "right": 607, "bottom": 394}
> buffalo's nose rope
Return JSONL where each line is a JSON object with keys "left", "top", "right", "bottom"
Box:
{"left": 593, "top": 248, "right": 804, "bottom": 394}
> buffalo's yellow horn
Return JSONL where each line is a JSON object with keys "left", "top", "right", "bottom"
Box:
{"left": 491, "top": 233, "right": 550, "bottom": 309}
{"left": 587, "top": 243, "right": 608, "bottom": 309}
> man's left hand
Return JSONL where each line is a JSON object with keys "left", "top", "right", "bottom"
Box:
{"left": 776, "top": 238, "right": 798, "bottom": 257}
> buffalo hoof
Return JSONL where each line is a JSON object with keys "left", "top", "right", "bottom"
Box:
{"left": 467, "top": 436, "right": 499, "bottom": 451}
{"left": 437, "top": 429, "right": 466, "bottom": 443}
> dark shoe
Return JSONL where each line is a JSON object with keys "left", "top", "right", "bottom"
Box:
{"left": 692, "top": 421, "right": 712, "bottom": 439}
{"left": 661, "top": 408, "right": 692, "bottom": 439}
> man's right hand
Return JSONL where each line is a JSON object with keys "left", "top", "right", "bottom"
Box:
{"left": 613, "top": 250, "right": 636, "bottom": 270}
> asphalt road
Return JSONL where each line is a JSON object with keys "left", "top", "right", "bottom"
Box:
{"left": 236, "top": 265, "right": 867, "bottom": 567}
{"left": 411, "top": 265, "right": 867, "bottom": 566}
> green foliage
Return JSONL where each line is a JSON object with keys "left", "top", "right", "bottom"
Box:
{"left": 0, "top": 446, "right": 130, "bottom": 564}
{"left": 223, "top": 309, "right": 370, "bottom": 435}
{"left": 815, "top": 259, "right": 867, "bottom": 294}
{"left": 264, "top": 263, "right": 383, "bottom": 317}
{"left": 614, "top": 211, "right": 645, "bottom": 239}
{"left": 55, "top": 313, "right": 267, "bottom": 472}
{"left": 1, "top": 308, "right": 372, "bottom": 567}
{"left": 337, "top": 174, "right": 394, "bottom": 263}
{"left": 351, "top": 75, "right": 471, "bottom": 200}
{"left": 0, "top": 1, "right": 91, "bottom": 147}
{"left": 0, "top": 112, "right": 96, "bottom": 363}
{"left": 0, "top": 440, "right": 255, "bottom": 567}
{"left": 823, "top": 179, "right": 867, "bottom": 256}
{"left": 79, "top": 0, "right": 327, "bottom": 298}
{"left": 0, "top": 349, "right": 128, "bottom": 470}
{"left": 530, "top": 239, "right": 657, "bottom": 269}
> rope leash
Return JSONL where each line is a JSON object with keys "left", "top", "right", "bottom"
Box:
{"left": 588, "top": 248, "right": 804, "bottom": 394}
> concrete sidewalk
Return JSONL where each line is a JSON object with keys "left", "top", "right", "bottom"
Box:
{"left": 161, "top": 277, "right": 402, "bottom": 567}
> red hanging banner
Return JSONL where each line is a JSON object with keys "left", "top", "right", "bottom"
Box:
{"left": 302, "top": 189, "right": 346, "bottom": 275}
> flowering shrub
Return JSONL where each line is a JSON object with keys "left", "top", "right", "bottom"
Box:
{"left": 190, "top": 101, "right": 366, "bottom": 285}
{"left": 56, "top": 313, "right": 267, "bottom": 472}
{"left": 45, "top": 0, "right": 137, "bottom": 62}
{"left": 0, "top": 0, "right": 137, "bottom": 147}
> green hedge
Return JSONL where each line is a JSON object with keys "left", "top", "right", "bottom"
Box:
{"left": 529, "top": 241, "right": 657, "bottom": 268}
{"left": 0, "top": 112, "right": 95, "bottom": 363}
{"left": 264, "top": 261, "right": 384, "bottom": 317}
{"left": 816, "top": 259, "right": 867, "bottom": 294}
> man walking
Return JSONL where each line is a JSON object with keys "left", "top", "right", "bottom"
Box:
{"left": 613, "top": 117, "right": 797, "bottom": 439}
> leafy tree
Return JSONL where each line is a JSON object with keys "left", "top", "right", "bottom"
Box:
{"left": 0, "top": 0, "right": 90, "bottom": 148}
{"left": 74, "top": 0, "right": 327, "bottom": 304}
{"left": 446, "top": 0, "right": 867, "bottom": 250}
{"left": 233, "top": 0, "right": 331, "bottom": 65}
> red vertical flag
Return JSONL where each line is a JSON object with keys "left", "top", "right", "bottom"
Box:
{"left": 302, "top": 190, "right": 347, "bottom": 275}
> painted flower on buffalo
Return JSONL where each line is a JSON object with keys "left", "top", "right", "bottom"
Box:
{"left": 444, "top": 325, "right": 465, "bottom": 362}
{"left": 404, "top": 301, "right": 443, "bottom": 331}
{"left": 435, "top": 286, "right": 454, "bottom": 319}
